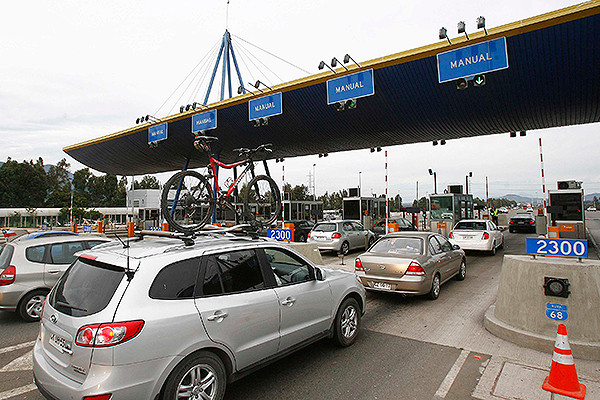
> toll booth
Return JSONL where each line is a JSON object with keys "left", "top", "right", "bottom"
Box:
{"left": 548, "top": 186, "right": 585, "bottom": 239}
{"left": 429, "top": 192, "right": 474, "bottom": 237}
{"left": 282, "top": 199, "right": 324, "bottom": 222}
{"left": 343, "top": 195, "right": 386, "bottom": 229}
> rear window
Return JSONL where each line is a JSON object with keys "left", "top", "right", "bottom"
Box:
{"left": 0, "top": 244, "right": 14, "bottom": 270}
{"left": 26, "top": 245, "right": 46, "bottom": 263}
{"left": 314, "top": 223, "right": 336, "bottom": 232}
{"left": 370, "top": 237, "right": 423, "bottom": 255}
{"left": 513, "top": 214, "right": 533, "bottom": 219}
{"left": 49, "top": 258, "right": 125, "bottom": 317}
{"left": 454, "top": 221, "right": 487, "bottom": 230}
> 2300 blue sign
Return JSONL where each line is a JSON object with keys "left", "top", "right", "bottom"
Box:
{"left": 267, "top": 229, "right": 292, "bottom": 241}
{"left": 526, "top": 238, "right": 587, "bottom": 258}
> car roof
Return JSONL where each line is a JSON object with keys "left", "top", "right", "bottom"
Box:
{"left": 382, "top": 231, "right": 433, "bottom": 239}
{"left": 10, "top": 232, "right": 109, "bottom": 246}
{"left": 455, "top": 219, "right": 489, "bottom": 223}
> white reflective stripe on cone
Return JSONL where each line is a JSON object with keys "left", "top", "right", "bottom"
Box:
{"left": 552, "top": 352, "right": 575, "bottom": 365}
{"left": 554, "top": 333, "right": 571, "bottom": 351}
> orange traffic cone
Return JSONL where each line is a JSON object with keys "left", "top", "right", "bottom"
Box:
{"left": 542, "top": 324, "right": 586, "bottom": 399}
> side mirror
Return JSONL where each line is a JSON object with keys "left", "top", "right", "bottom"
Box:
{"left": 452, "top": 244, "right": 461, "bottom": 250}
{"left": 315, "top": 267, "right": 325, "bottom": 281}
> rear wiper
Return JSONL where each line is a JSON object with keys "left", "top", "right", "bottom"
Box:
{"left": 54, "top": 301, "right": 88, "bottom": 312}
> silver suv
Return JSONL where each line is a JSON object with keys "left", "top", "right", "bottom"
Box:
{"left": 0, "top": 231, "right": 110, "bottom": 321}
{"left": 308, "top": 220, "right": 375, "bottom": 254}
{"left": 33, "top": 232, "right": 366, "bottom": 400}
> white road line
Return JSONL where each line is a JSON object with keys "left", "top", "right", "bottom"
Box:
{"left": 0, "top": 383, "right": 37, "bottom": 400}
{"left": 432, "top": 349, "right": 470, "bottom": 399}
{"left": 0, "top": 341, "right": 36, "bottom": 356}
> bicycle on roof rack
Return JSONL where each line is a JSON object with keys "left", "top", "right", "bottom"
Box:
{"left": 160, "top": 135, "right": 282, "bottom": 234}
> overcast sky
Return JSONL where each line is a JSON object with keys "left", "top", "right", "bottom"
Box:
{"left": 2, "top": 0, "right": 598, "bottom": 203}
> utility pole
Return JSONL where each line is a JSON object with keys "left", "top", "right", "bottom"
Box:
{"left": 486, "top": 176, "right": 489, "bottom": 209}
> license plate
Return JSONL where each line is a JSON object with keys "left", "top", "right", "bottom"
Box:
{"left": 314, "top": 236, "right": 326, "bottom": 241}
{"left": 373, "top": 282, "right": 392, "bottom": 290}
{"left": 462, "top": 235, "right": 474, "bottom": 240}
{"left": 49, "top": 333, "right": 71, "bottom": 354}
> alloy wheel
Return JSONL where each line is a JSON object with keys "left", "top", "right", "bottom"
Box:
{"left": 340, "top": 305, "right": 358, "bottom": 338}
{"left": 177, "top": 364, "right": 218, "bottom": 400}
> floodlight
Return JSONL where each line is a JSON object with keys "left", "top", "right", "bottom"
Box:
{"left": 331, "top": 57, "right": 348, "bottom": 71}
{"left": 343, "top": 54, "right": 361, "bottom": 67}
{"left": 510, "top": 131, "right": 517, "bottom": 138}
{"left": 136, "top": 118, "right": 141, "bottom": 124}
{"left": 477, "top": 16, "right": 488, "bottom": 35}
{"left": 428, "top": 169, "right": 433, "bottom": 175}
{"left": 432, "top": 140, "right": 438, "bottom": 146}
{"left": 186, "top": 104, "right": 191, "bottom": 111}
{"left": 248, "top": 82, "right": 263, "bottom": 93}
{"left": 376, "top": 147, "right": 382, "bottom": 152}
{"left": 469, "top": 171, "right": 473, "bottom": 177}
{"left": 180, "top": 106, "right": 185, "bottom": 113}
{"left": 318, "top": 61, "right": 336, "bottom": 73}
{"left": 520, "top": 131, "right": 527, "bottom": 137}
{"left": 441, "top": 140, "right": 446, "bottom": 145}
{"left": 370, "top": 148, "right": 375, "bottom": 153}
{"left": 458, "top": 21, "right": 469, "bottom": 40}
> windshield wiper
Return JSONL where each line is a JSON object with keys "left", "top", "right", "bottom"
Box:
{"left": 54, "top": 301, "right": 88, "bottom": 312}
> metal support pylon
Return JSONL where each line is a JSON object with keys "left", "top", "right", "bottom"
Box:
{"left": 203, "top": 30, "right": 246, "bottom": 105}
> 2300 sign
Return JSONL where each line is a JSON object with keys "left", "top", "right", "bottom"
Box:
{"left": 526, "top": 238, "right": 587, "bottom": 258}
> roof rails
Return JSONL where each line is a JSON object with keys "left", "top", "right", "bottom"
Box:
{"left": 136, "top": 224, "right": 260, "bottom": 246}
{"left": 23, "top": 231, "right": 79, "bottom": 240}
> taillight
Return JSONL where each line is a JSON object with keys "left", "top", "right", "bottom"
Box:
{"left": 529, "top": 220, "right": 535, "bottom": 224}
{"left": 76, "top": 320, "right": 144, "bottom": 347}
{"left": 405, "top": 261, "right": 425, "bottom": 276}
{"left": 482, "top": 232, "right": 490, "bottom": 240}
{"left": 80, "top": 254, "right": 97, "bottom": 261}
{"left": 332, "top": 232, "right": 342, "bottom": 239}
{"left": 307, "top": 232, "right": 311, "bottom": 238}
{"left": 83, "top": 395, "right": 113, "bottom": 400}
{"left": 0, "top": 266, "right": 16, "bottom": 286}
{"left": 449, "top": 232, "right": 453, "bottom": 238}
{"left": 509, "top": 220, "right": 515, "bottom": 224}
{"left": 355, "top": 258, "right": 364, "bottom": 271}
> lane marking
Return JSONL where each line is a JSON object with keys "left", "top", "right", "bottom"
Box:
{"left": 0, "top": 341, "right": 36, "bottom": 356}
{"left": 0, "top": 350, "right": 33, "bottom": 372}
{"left": 432, "top": 349, "right": 469, "bottom": 399}
{"left": 0, "top": 384, "right": 37, "bottom": 400}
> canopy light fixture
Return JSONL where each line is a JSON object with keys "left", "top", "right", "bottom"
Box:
{"left": 238, "top": 85, "right": 255, "bottom": 95}
{"left": 318, "top": 153, "right": 329, "bottom": 158}
{"left": 520, "top": 130, "right": 527, "bottom": 137}
{"left": 343, "top": 54, "right": 361, "bottom": 67}
{"left": 432, "top": 140, "right": 438, "bottom": 146}
{"left": 254, "top": 80, "right": 272, "bottom": 91}
{"left": 477, "top": 16, "right": 488, "bottom": 35}
{"left": 275, "top": 157, "right": 285, "bottom": 163}
{"left": 370, "top": 147, "right": 382, "bottom": 153}
{"left": 335, "top": 99, "right": 357, "bottom": 111}
{"left": 331, "top": 57, "right": 349, "bottom": 71}
{"left": 318, "top": 61, "right": 336, "bottom": 73}
{"left": 510, "top": 131, "right": 517, "bottom": 138}
{"left": 439, "top": 27, "right": 452, "bottom": 44}
{"left": 440, "top": 140, "right": 446, "bottom": 145}
{"left": 458, "top": 21, "right": 469, "bottom": 40}
{"left": 248, "top": 82, "right": 263, "bottom": 93}
{"left": 136, "top": 115, "right": 161, "bottom": 124}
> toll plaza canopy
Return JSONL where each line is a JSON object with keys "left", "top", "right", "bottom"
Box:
{"left": 65, "top": 1, "right": 600, "bottom": 176}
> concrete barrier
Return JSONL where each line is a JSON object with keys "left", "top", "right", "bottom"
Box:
{"left": 284, "top": 242, "right": 323, "bottom": 265}
{"left": 484, "top": 255, "right": 600, "bottom": 360}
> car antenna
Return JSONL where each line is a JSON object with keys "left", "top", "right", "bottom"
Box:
{"left": 112, "top": 232, "right": 134, "bottom": 281}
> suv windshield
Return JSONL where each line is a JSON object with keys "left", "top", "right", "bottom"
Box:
{"left": 49, "top": 258, "right": 125, "bottom": 317}
{"left": 314, "top": 223, "right": 336, "bottom": 232}
{"left": 370, "top": 237, "right": 423, "bottom": 255}
{"left": 454, "top": 221, "right": 487, "bottom": 230}
{"left": 0, "top": 244, "right": 14, "bottom": 270}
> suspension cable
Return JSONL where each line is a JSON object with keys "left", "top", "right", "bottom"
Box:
{"left": 233, "top": 39, "right": 283, "bottom": 85}
{"left": 232, "top": 34, "right": 311, "bottom": 75}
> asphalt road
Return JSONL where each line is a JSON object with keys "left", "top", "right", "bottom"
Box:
{"left": 0, "top": 228, "right": 553, "bottom": 400}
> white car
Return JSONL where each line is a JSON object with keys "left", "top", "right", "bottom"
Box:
{"left": 587, "top": 207, "right": 597, "bottom": 211}
{"left": 449, "top": 219, "right": 504, "bottom": 255}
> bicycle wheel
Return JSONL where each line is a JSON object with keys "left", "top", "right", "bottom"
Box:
{"left": 161, "top": 171, "right": 214, "bottom": 233}
{"left": 243, "top": 175, "right": 281, "bottom": 226}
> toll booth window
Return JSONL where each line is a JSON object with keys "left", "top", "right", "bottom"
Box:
{"left": 430, "top": 196, "right": 453, "bottom": 219}
{"left": 550, "top": 193, "right": 583, "bottom": 221}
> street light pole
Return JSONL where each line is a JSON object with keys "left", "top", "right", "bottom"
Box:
{"left": 428, "top": 169, "right": 437, "bottom": 194}
{"left": 313, "top": 164, "right": 316, "bottom": 200}
{"left": 358, "top": 171, "right": 362, "bottom": 196}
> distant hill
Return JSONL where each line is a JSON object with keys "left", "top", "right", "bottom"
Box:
{"left": 501, "top": 194, "right": 543, "bottom": 203}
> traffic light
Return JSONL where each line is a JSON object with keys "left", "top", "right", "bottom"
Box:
{"left": 473, "top": 74, "right": 486, "bottom": 87}
{"left": 456, "top": 78, "right": 468, "bottom": 90}
{"left": 335, "top": 99, "right": 357, "bottom": 111}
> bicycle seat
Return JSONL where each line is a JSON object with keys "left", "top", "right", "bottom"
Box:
{"left": 195, "top": 136, "right": 219, "bottom": 142}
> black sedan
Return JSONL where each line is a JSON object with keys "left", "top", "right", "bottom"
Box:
{"left": 287, "top": 220, "right": 315, "bottom": 242}
{"left": 372, "top": 218, "right": 417, "bottom": 238}
{"left": 509, "top": 213, "right": 536, "bottom": 233}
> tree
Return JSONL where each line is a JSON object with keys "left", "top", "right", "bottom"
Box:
{"left": 134, "top": 175, "right": 161, "bottom": 189}
{"left": 0, "top": 158, "right": 48, "bottom": 207}
{"left": 412, "top": 196, "right": 429, "bottom": 210}
{"left": 46, "top": 158, "right": 72, "bottom": 207}
{"left": 282, "top": 184, "right": 310, "bottom": 201}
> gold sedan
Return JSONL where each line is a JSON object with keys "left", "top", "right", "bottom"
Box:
{"left": 354, "top": 232, "right": 466, "bottom": 300}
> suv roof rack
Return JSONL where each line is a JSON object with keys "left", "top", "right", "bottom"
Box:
{"left": 136, "top": 224, "right": 260, "bottom": 246}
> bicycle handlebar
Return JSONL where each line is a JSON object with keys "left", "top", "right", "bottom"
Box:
{"left": 232, "top": 143, "right": 273, "bottom": 158}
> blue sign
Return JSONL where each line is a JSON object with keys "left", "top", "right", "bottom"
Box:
{"left": 526, "top": 238, "right": 588, "bottom": 258}
{"left": 546, "top": 303, "right": 568, "bottom": 321}
{"left": 148, "top": 122, "right": 168, "bottom": 144}
{"left": 327, "top": 69, "right": 375, "bottom": 105}
{"left": 192, "top": 110, "right": 217, "bottom": 133}
{"left": 267, "top": 228, "right": 292, "bottom": 241}
{"left": 148, "top": 226, "right": 162, "bottom": 231}
{"left": 437, "top": 37, "right": 509, "bottom": 83}
{"left": 83, "top": 225, "right": 91, "bottom": 233}
{"left": 249, "top": 92, "right": 283, "bottom": 121}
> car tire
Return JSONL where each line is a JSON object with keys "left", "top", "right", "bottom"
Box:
{"left": 18, "top": 290, "right": 48, "bottom": 322}
{"left": 455, "top": 259, "right": 466, "bottom": 281}
{"left": 332, "top": 297, "right": 361, "bottom": 347}
{"left": 490, "top": 242, "right": 497, "bottom": 256}
{"left": 367, "top": 237, "right": 374, "bottom": 248}
{"left": 162, "top": 351, "right": 226, "bottom": 400}
{"left": 428, "top": 274, "right": 441, "bottom": 300}
{"left": 340, "top": 241, "right": 350, "bottom": 255}
{"left": 509, "top": 227, "right": 514, "bottom": 233}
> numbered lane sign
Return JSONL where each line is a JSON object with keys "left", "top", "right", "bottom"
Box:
{"left": 546, "top": 303, "right": 568, "bottom": 321}
{"left": 267, "top": 228, "right": 292, "bottom": 242}
{"left": 526, "top": 238, "right": 588, "bottom": 258}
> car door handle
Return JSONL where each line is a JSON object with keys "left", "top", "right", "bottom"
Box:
{"left": 47, "top": 269, "right": 61, "bottom": 274}
{"left": 206, "top": 311, "right": 228, "bottom": 322}
{"left": 281, "top": 297, "right": 296, "bottom": 307}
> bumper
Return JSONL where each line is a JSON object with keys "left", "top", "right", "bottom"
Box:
{"left": 33, "top": 337, "right": 176, "bottom": 400}
{"left": 355, "top": 271, "right": 429, "bottom": 295}
{"left": 509, "top": 224, "right": 535, "bottom": 232}
{"left": 308, "top": 238, "right": 342, "bottom": 252}
{"left": 450, "top": 239, "right": 492, "bottom": 252}
{"left": 0, "top": 286, "right": 24, "bottom": 311}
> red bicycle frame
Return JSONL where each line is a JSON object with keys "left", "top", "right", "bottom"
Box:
{"left": 207, "top": 155, "right": 255, "bottom": 200}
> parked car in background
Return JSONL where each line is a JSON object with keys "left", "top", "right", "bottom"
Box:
{"left": 33, "top": 234, "right": 366, "bottom": 400}
{"left": 354, "top": 232, "right": 466, "bottom": 300}
{"left": 0, "top": 231, "right": 111, "bottom": 321}
{"left": 308, "top": 220, "right": 375, "bottom": 255}
{"left": 509, "top": 213, "right": 537, "bottom": 233}
{"left": 587, "top": 207, "right": 597, "bottom": 211}
{"left": 372, "top": 218, "right": 417, "bottom": 238}
{"left": 449, "top": 220, "right": 504, "bottom": 255}
{"left": 498, "top": 207, "right": 509, "bottom": 213}
{"left": 287, "top": 220, "right": 314, "bottom": 242}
